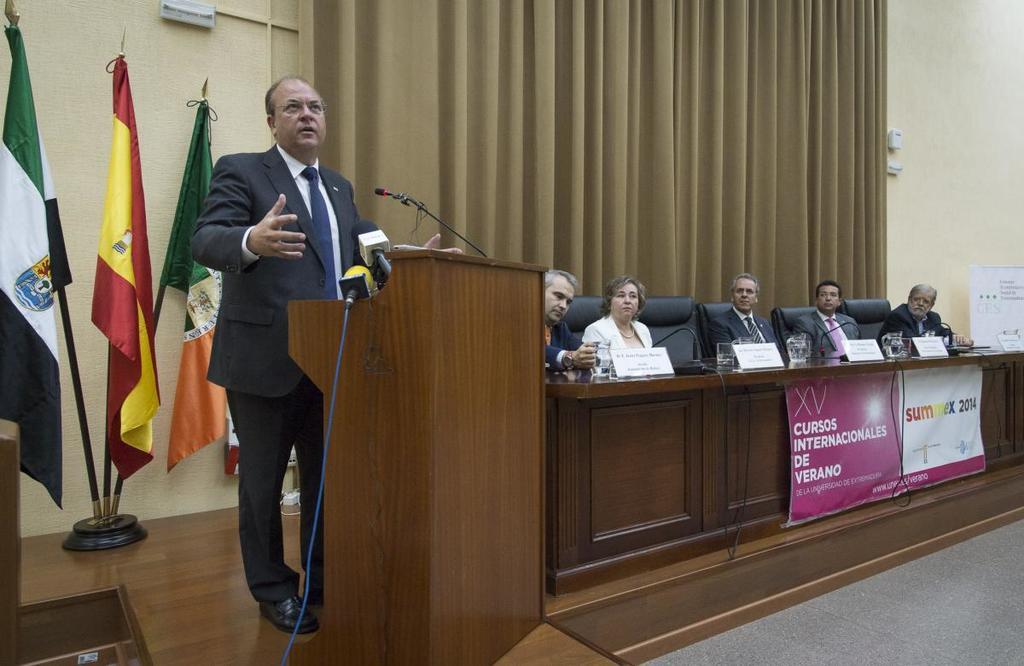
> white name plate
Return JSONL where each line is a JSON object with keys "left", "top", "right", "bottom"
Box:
{"left": 610, "top": 348, "right": 675, "bottom": 378}
{"left": 843, "top": 338, "right": 884, "bottom": 362}
{"left": 997, "top": 334, "right": 1023, "bottom": 351}
{"left": 734, "top": 342, "right": 785, "bottom": 370}
{"left": 912, "top": 336, "right": 949, "bottom": 358}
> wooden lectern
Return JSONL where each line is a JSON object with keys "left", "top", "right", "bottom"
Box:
{"left": 288, "top": 250, "right": 544, "bottom": 664}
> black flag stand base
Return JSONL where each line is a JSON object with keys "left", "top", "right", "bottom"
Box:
{"left": 63, "top": 513, "right": 147, "bottom": 551}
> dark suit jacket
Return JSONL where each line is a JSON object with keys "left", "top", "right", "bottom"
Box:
{"left": 708, "top": 310, "right": 778, "bottom": 347}
{"left": 192, "top": 146, "right": 360, "bottom": 397}
{"left": 792, "top": 311, "right": 861, "bottom": 356}
{"left": 877, "top": 303, "right": 947, "bottom": 341}
{"left": 546, "top": 320, "right": 581, "bottom": 368}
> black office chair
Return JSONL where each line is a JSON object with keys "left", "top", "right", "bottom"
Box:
{"left": 640, "top": 296, "right": 703, "bottom": 362}
{"left": 562, "top": 296, "right": 602, "bottom": 339}
{"left": 696, "top": 302, "right": 733, "bottom": 355}
{"left": 840, "top": 298, "right": 892, "bottom": 341}
{"left": 771, "top": 306, "right": 818, "bottom": 344}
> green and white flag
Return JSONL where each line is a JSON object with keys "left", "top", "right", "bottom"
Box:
{"left": 0, "top": 24, "right": 71, "bottom": 506}
{"left": 161, "top": 100, "right": 225, "bottom": 471}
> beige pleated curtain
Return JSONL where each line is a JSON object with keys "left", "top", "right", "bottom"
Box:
{"left": 312, "top": 0, "right": 886, "bottom": 309}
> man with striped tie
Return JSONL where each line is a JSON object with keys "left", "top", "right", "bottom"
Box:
{"left": 708, "top": 273, "right": 779, "bottom": 348}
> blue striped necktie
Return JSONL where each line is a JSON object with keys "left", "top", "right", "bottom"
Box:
{"left": 301, "top": 166, "right": 337, "bottom": 299}
{"left": 745, "top": 316, "right": 764, "bottom": 343}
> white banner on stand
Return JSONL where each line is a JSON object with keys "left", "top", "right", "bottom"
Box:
{"left": 969, "top": 265, "right": 1024, "bottom": 347}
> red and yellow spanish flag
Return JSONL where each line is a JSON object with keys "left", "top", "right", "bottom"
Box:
{"left": 91, "top": 56, "right": 159, "bottom": 478}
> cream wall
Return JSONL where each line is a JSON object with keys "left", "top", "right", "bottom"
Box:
{"left": 2, "top": 0, "right": 302, "bottom": 536}
{"left": 887, "top": 0, "right": 1024, "bottom": 329}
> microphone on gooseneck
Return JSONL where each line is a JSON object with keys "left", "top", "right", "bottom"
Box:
{"left": 936, "top": 322, "right": 955, "bottom": 349}
{"left": 374, "top": 185, "right": 488, "bottom": 257}
{"left": 652, "top": 326, "right": 701, "bottom": 360}
{"left": 817, "top": 319, "right": 859, "bottom": 358}
{"left": 651, "top": 326, "right": 705, "bottom": 374}
{"left": 373, "top": 187, "right": 411, "bottom": 205}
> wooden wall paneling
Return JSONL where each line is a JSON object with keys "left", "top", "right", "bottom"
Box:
{"left": 546, "top": 390, "right": 705, "bottom": 594}
{"left": 578, "top": 393, "right": 702, "bottom": 560}
{"left": 548, "top": 396, "right": 583, "bottom": 584}
{"left": 545, "top": 353, "right": 1024, "bottom": 596}
{"left": 552, "top": 466, "right": 1024, "bottom": 662}
{"left": 724, "top": 388, "right": 789, "bottom": 522}
{"left": 1, "top": 420, "right": 18, "bottom": 666}
{"left": 1011, "top": 358, "right": 1019, "bottom": 450}
{"left": 980, "top": 362, "right": 1013, "bottom": 460}
{"left": 545, "top": 397, "right": 561, "bottom": 584}
{"left": 588, "top": 399, "right": 697, "bottom": 535}
{"left": 701, "top": 381, "right": 725, "bottom": 532}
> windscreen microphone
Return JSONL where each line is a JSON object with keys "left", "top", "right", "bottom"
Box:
{"left": 373, "top": 187, "right": 413, "bottom": 206}
{"left": 373, "top": 186, "right": 488, "bottom": 257}
{"left": 340, "top": 265, "right": 374, "bottom": 308}
{"left": 354, "top": 220, "right": 392, "bottom": 280}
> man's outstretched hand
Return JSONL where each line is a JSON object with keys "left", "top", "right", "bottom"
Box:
{"left": 423, "top": 233, "right": 464, "bottom": 254}
{"left": 246, "top": 194, "right": 306, "bottom": 259}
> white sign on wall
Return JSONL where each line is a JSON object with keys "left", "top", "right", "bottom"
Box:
{"left": 969, "top": 265, "right": 1024, "bottom": 348}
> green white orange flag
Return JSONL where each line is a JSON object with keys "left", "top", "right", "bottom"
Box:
{"left": 161, "top": 100, "right": 225, "bottom": 470}
{"left": 1, "top": 24, "right": 72, "bottom": 506}
{"left": 91, "top": 56, "right": 159, "bottom": 478}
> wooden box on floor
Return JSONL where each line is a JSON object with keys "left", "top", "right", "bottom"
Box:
{"left": 18, "top": 586, "right": 148, "bottom": 666}
{"left": 288, "top": 251, "right": 545, "bottom": 664}
{"left": 1, "top": 420, "right": 151, "bottom": 666}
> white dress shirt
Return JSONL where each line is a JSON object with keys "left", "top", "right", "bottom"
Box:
{"left": 241, "top": 146, "right": 342, "bottom": 287}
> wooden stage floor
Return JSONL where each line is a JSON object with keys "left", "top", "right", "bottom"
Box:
{"left": 22, "top": 478, "right": 1023, "bottom": 664}
{"left": 21, "top": 509, "right": 306, "bottom": 665}
{"left": 20, "top": 508, "right": 613, "bottom": 665}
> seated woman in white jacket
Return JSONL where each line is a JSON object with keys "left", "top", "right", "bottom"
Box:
{"left": 582, "top": 275, "right": 653, "bottom": 348}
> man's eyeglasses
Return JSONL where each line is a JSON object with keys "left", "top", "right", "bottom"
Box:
{"left": 277, "top": 100, "right": 326, "bottom": 116}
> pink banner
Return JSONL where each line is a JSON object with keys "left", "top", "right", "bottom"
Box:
{"left": 786, "top": 373, "right": 901, "bottom": 524}
{"left": 786, "top": 367, "right": 986, "bottom": 525}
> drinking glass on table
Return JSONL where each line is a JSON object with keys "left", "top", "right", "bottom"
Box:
{"left": 594, "top": 342, "right": 612, "bottom": 377}
{"left": 881, "top": 333, "right": 904, "bottom": 359}
{"left": 716, "top": 342, "right": 735, "bottom": 368}
{"left": 786, "top": 333, "right": 810, "bottom": 363}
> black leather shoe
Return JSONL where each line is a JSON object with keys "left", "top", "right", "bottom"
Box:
{"left": 259, "top": 596, "right": 319, "bottom": 634}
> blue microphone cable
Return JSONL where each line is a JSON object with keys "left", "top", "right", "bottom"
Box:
{"left": 281, "top": 301, "right": 353, "bottom": 665}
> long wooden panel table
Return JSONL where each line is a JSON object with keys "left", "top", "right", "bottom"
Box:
{"left": 545, "top": 352, "right": 1023, "bottom": 595}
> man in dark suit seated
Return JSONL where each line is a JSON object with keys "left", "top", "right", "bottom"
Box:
{"left": 708, "top": 272, "right": 779, "bottom": 348}
{"left": 877, "top": 284, "right": 974, "bottom": 346}
{"left": 793, "top": 280, "right": 861, "bottom": 357}
{"left": 544, "top": 269, "right": 596, "bottom": 370}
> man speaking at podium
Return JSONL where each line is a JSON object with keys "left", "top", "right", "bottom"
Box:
{"left": 192, "top": 76, "right": 359, "bottom": 634}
